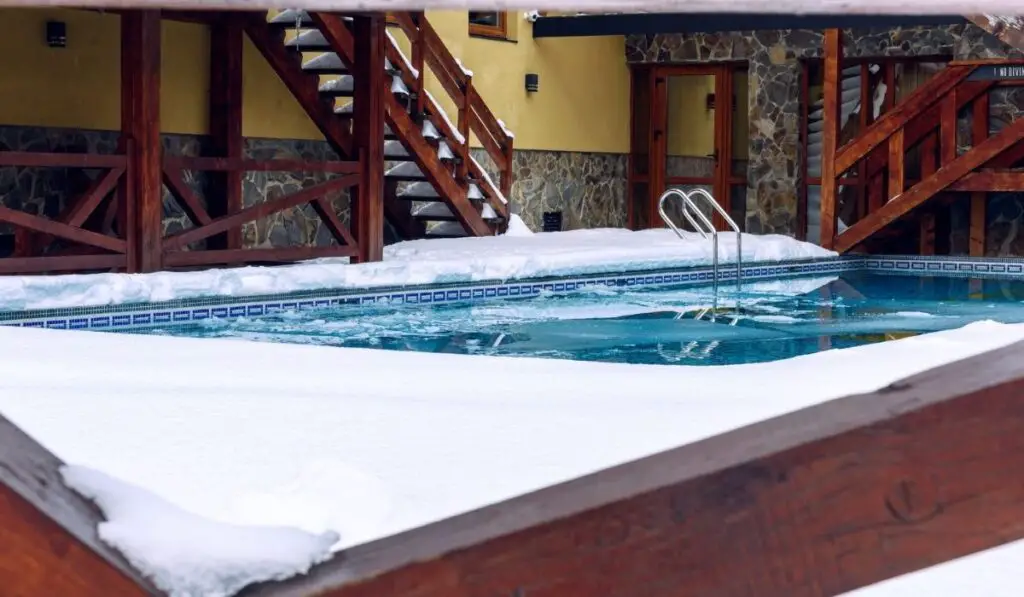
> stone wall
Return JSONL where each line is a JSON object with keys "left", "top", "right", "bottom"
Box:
{"left": 0, "top": 125, "right": 349, "bottom": 252}
{"left": 471, "top": 148, "right": 627, "bottom": 231}
{"left": 626, "top": 23, "right": 1023, "bottom": 239}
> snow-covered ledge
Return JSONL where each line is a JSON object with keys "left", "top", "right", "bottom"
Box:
{"left": 0, "top": 218, "right": 834, "bottom": 313}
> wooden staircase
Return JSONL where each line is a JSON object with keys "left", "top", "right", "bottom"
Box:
{"left": 819, "top": 34, "right": 1024, "bottom": 255}
{"left": 249, "top": 10, "right": 513, "bottom": 241}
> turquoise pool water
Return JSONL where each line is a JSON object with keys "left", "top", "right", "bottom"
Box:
{"left": 137, "top": 271, "right": 1024, "bottom": 366}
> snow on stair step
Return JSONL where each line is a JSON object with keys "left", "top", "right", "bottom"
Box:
{"left": 437, "top": 141, "right": 456, "bottom": 161}
{"left": 384, "top": 140, "right": 410, "bottom": 159}
{"left": 414, "top": 202, "right": 499, "bottom": 220}
{"left": 270, "top": 10, "right": 353, "bottom": 26}
{"left": 303, "top": 52, "right": 346, "bottom": 73}
{"left": 286, "top": 29, "right": 330, "bottom": 50}
{"left": 269, "top": 9, "right": 312, "bottom": 26}
{"left": 422, "top": 120, "right": 441, "bottom": 140}
{"left": 319, "top": 76, "right": 354, "bottom": 95}
{"left": 391, "top": 76, "right": 410, "bottom": 97}
{"left": 399, "top": 181, "right": 485, "bottom": 200}
{"left": 385, "top": 162, "right": 424, "bottom": 179}
{"left": 426, "top": 221, "right": 470, "bottom": 237}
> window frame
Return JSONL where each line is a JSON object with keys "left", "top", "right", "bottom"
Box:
{"left": 468, "top": 11, "right": 508, "bottom": 40}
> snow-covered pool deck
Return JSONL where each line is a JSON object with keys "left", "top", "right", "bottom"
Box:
{"left": 3, "top": 321, "right": 1024, "bottom": 596}
{"left": 5, "top": 226, "right": 1024, "bottom": 595}
{"left": 0, "top": 226, "right": 833, "bottom": 314}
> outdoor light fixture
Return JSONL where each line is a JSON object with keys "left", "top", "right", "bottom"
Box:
{"left": 525, "top": 73, "right": 539, "bottom": 93}
{"left": 46, "top": 21, "right": 66, "bottom": 48}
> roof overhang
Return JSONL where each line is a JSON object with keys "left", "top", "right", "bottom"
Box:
{"left": 532, "top": 13, "right": 968, "bottom": 38}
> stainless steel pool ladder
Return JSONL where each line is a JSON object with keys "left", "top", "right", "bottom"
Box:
{"left": 657, "top": 188, "right": 742, "bottom": 294}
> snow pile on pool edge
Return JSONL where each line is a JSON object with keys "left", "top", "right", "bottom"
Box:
{"left": 0, "top": 218, "right": 834, "bottom": 312}
{"left": 61, "top": 465, "right": 338, "bottom": 597}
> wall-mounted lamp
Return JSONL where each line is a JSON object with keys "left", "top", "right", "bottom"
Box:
{"left": 525, "top": 73, "right": 539, "bottom": 93}
{"left": 46, "top": 21, "right": 67, "bottom": 48}
{"left": 705, "top": 92, "right": 716, "bottom": 111}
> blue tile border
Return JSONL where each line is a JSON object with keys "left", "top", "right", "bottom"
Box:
{"left": 861, "top": 254, "right": 1024, "bottom": 278}
{"left": 2, "top": 253, "right": 1021, "bottom": 332}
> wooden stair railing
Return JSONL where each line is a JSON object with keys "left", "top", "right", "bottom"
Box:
{"left": 307, "top": 12, "right": 495, "bottom": 237}
{"left": 390, "top": 12, "right": 513, "bottom": 226}
{"left": 822, "top": 59, "right": 1024, "bottom": 254}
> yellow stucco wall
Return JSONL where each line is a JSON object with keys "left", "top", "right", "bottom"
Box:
{"left": 0, "top": 8, "right": 627, "bottom": 153}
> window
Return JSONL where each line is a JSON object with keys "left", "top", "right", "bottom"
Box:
{"left": 468, "top": 12, "right": 507, "bottom": 39}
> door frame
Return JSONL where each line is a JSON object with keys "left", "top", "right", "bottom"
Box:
{"left": 628, "top": 63, "right": 747, "bottom": 230}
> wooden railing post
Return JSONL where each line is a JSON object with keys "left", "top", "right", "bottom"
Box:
{"left": 411, "top": 12, "right": 426, "bottom": 117}
{"left": 352, "top": 14, "right": 386, "bottom": 263}
{"left": 970, "top": 91, "right": 990, "bottom": 257}
{"left": 501, "top": 142, "right": 513, "bottom": 200}
{"left": 457, "top": 79, "right": 472, "bottom": 182}
{"left": 120, "top": 9, "right": 162, "bottom": 273}
{"left": 819, "top": 28, "right": 842, "bottom": 249}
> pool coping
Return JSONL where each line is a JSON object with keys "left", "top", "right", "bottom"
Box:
{"left": 2, "top": 253, "right": 1024, "bottom": 331}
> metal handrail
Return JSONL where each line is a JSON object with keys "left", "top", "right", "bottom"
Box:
{"left": 657, "top": 188, "right": 743, "bottom": 293}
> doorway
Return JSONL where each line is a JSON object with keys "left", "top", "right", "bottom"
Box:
{"left": 628, "top": 63, "right": 748, "bottom": 231}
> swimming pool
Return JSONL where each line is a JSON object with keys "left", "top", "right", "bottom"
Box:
{"left": 137, "top": 270, "right": 1024, "bottom": 366}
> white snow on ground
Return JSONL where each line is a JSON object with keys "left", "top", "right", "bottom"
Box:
{"left": 1, "top": 321, "right": 1023, "bottom": 595}
{"left": 0, "top": 223, "right": 833, "bottom": 312}
{"left": 61, "top": 466, "right": 338, "bottom": 597}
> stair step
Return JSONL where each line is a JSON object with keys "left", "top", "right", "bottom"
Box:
{"left": 319, "top": 75, "right": 354, "bottom": 96}
{"left": 425, "top": 221, "right": 470, "bottom": 238}
{"left": 272, "top": 10, "right": 354, "bottom": 28}
{"left": 286, "top": 29, "right": 331, "bottom": 50}
{"left": 385, "top": 140, "right": 411, "bottom": 160}
{"left": 269, "top": 9, "right": 313, "bottom": 27}
{"left": 398, "top": 181, "right": 485, "bottom": 201}
{"left": 303, "top": 52, "right": 347, "bottom": 74}
{"left": 413, "top": 202, "right": 500, "bottom": 221}
{"left": 321, "top": 71, "right": 407, "bottom": 98}
{"left": 385, "top": 161, "right": 426, "bottom": 181}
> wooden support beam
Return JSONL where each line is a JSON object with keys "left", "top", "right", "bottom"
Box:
{"left": 835, "top": 114, "right": 1024, "bottom": 253}
{"left": 28, "top": 168, "right": 124, "bottom": 254}
{"left": 246, "top": 338, "right": 1024, "bottom": 597}
{"left": 120, "top": 10, "right": 162, "bottom": 273}
{"left": 819, "top": 28, "right": 841, "bottom": 249}
{"left": 888, "top": 128, "right": 905, "bottom": 201}
{"left": 163, "top": 156, "right": 360, "bottom": 173}
{"left": 856, "top": 62, "right": 871, "bottom": 220}
{"left": 0, "top": 414, "right": 155, "bottom": 596}
{"left": 0, "top": 206, "right": 127, "bottom": 253}
{"left": 163, "top": 245, "right": 358, "bottom": 267}
{"left": 163, "top": 174, "right": 358, "bottom": 250}
{"left": 207, "top": 18, "right": 244, "bottom": 250}
{"left": 835, "top": 65, "right": 971, "bottom": 176}
{"left": 0, "top": 254, "right": 127, "bottom": 275}
{"left": 970, "top": 91, "right": 990, "bottom": 258}
{"left": 0, "top": 152, "right": 126, "bottom": 168}
{"left": 940, "top": 92, "right": 957, "bottom": 166}
{"left": 161, "top": 166, "right": 213, "bottom": 227}
{"left": 351, "top": 14, "right": 387, "bottom": 263}
{"left": 951, "top": 171, "right": 1024, "bottom": 191}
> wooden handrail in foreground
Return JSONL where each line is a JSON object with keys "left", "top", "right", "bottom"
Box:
{"left": 0, "top": 414, "right": 159, "bottom": 596}
{"left": 244, "top": 337, "right": 1024, "bottom": 597}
